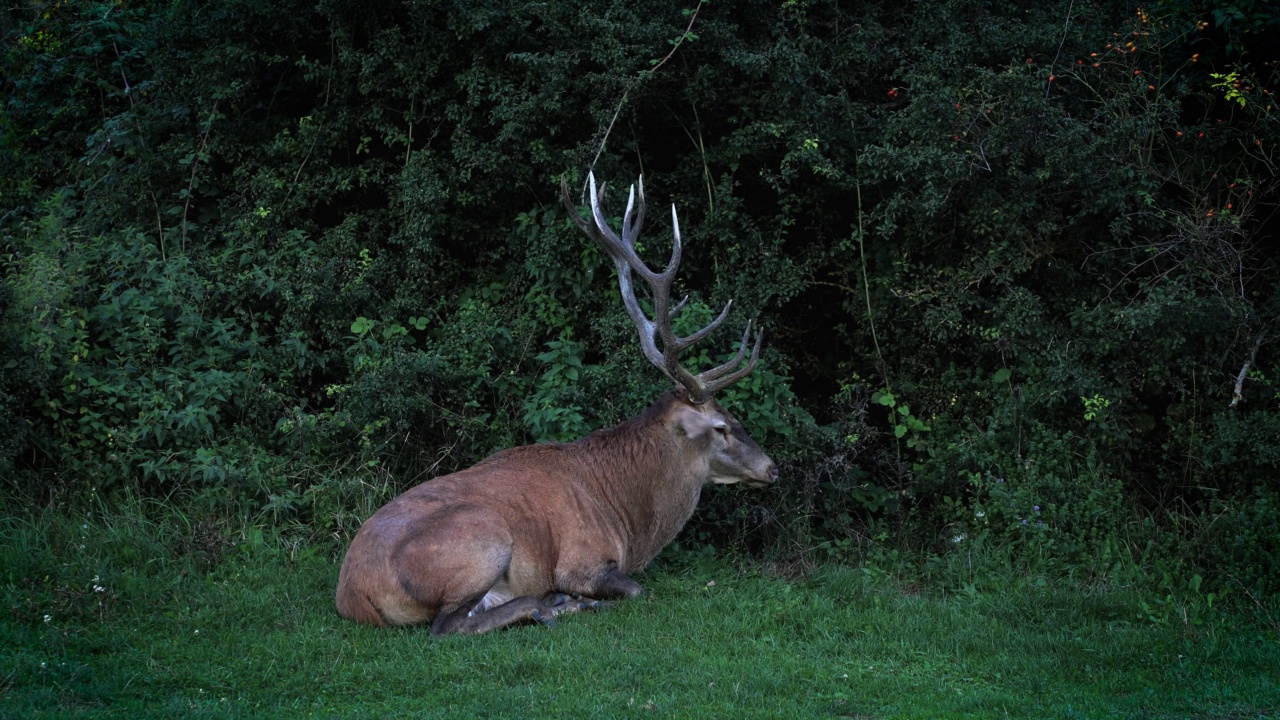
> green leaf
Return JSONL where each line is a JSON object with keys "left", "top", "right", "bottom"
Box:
{"left": 993, "top": 368, "right": 1011, "bottom": 384}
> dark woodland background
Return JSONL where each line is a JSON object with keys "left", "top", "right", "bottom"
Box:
{"left": 3, "top": 0, "right": 1279, "bottom": 602}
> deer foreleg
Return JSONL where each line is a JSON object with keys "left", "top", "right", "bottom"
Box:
{"left": 432, "top": 592, "right": 603, "bottom": 636}
{"left": 566, "top": 564, "right": 643, "bottom": 601}
{"left": 431, "top": 596, "right": 545, "bottom": 635}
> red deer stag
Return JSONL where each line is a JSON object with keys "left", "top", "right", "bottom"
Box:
{"left": 334, "top": 173, "right": 777, "bottom": 634}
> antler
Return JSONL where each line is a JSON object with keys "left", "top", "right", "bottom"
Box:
{"left": 561, "top": 172, "right": 763, "bottom": 404}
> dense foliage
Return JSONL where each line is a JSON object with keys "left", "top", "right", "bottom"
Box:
{"left": 3, "top": 0, "right": 1278, "bottom": 602}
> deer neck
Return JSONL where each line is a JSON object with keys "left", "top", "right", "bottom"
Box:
{"left": 579, "top": 414, "right": 709, "bottom": 571}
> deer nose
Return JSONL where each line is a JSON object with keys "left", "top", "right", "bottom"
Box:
{"left": 767, "top": 462, "right": 779, "bottom": 483}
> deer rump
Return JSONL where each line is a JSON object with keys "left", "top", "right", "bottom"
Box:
{"left": 335, "top": 174, "right": 776, "bottom": 635}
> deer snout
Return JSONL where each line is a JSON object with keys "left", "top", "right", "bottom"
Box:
{"left": 761, "top": 461, "right": 779, "bottom": 485}
{"left": 744, "top": 460, "right": 778, "bottom": 488}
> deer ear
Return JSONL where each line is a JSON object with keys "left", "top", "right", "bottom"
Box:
{"left": 674, "top": 405, "right": 724, "bottom": 441}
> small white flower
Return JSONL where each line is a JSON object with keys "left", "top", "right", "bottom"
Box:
{"left": 194, "top": 629, "right": 200, "bottom": 635}
{"left": 93, "top": 585, "right": 105, "bottom": 593}
{"left": 975, "top": 510, "right": 986, "bottom": 518}
{"left": 40, "top": 662, "right": 47, "bottom": 669}
{"left": 43, "top": 615, "right": 51, "bottom": 623}
{"left": 951, "top": 533, "right": 966, "bottom": 543}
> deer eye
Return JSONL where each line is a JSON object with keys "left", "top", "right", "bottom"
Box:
{"left": 715, "top": 424, "right": 729, "bottom": 437}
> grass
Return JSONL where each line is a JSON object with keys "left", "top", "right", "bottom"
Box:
{"left": 1, "top": 504, "right": 1278, "bottom": 719}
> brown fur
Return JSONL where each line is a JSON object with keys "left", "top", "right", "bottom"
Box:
{"left": 335, "top": 389, "right": 775, "bottom": 634}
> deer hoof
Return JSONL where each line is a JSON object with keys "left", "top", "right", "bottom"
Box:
{"left": 531, "top": 609, "right": 557, "bottom": 627}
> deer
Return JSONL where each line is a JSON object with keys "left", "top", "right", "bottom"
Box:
{"left": 334, "top": 172, "right": 777, "bottom": 635}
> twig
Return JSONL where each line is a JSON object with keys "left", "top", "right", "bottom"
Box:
{"left": 971, "top": 140, "right": 992, "bottom": 172}
{"left": 587, "top": 1, "right": 704, "bottom": 176}
{"left": 588, "top": 86, "right": 633, "bottom": 178}
{"left": 180, "top": 102, "right": 218, "bottom": 252}
{"left": 283, "top": 121, "right": 322, "bottom": 208}
{"left": 676, "top": 100, "right": 715, "bottom": 213}
{"left": 149, "top": 189, "right": 165, "bottom": 261}
{"left": 1232, "top": 576, "right": 1280, "bottom": 634}
{"left": 648, "top": 2, "right": 703, "bottom": 76}
{"left": 285, "top": 37, "right": 337, "bottom": 208}
{"left": 112, "top": 42, "right": 136, "bottom": 111}
{"left": 1230, "top": 335, "right": 1263, "bottom": 408}
{"left": 406, "top": 96, "right": 415, "bottom": 166}
{"left": 855, "top": 181, "right": 888, "bottom": 389}
{"left": 809, "top": 279, "right": 859, "bottom": 295}
{"left": 1046, "top": 0, "right": 1075, "bottom": 101}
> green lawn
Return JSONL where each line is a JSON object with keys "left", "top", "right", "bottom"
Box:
{"left": 2, "top": 515, "right": 1277, "bottom": 719}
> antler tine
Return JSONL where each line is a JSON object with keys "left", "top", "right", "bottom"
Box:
{"left": 669, "top": 298, "right": 733, "bottom": 351}
{"left": 695, "top": 320, "right": 765, "bottom": 398}
{"left": 595, "top": 178, "right": 668, "bottom": 371}
{"left": 563, "top": 171, "right": 763, "bottom": 403}
{"left": 564, "top": 174, "right": 658, "bottom": 370}
{"left": 668, "top": 295, "right": 689, "bottom": 319}
{"left": 622, "top": 177, "right": 645, "bottom": 248}
{"left": 653, "top": 202, "right": 732, "bottom": 350}
{"left": 650, "top": 198, "right": 721, "bottom": 399}
{"left": 586, "top": 175, "right": 666, "bottom": 285}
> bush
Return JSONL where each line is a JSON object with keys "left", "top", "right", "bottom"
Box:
{"left": 2, "top": 0, "right": 1278, "bottom": 602}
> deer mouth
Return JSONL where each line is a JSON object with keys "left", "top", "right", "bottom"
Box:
{"left": 743, "top": 463, "right": 778, "bottom": 488}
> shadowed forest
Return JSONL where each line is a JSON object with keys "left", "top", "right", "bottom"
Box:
{"left": 3, "top": 0, "right": 1280, "bottom": 615}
